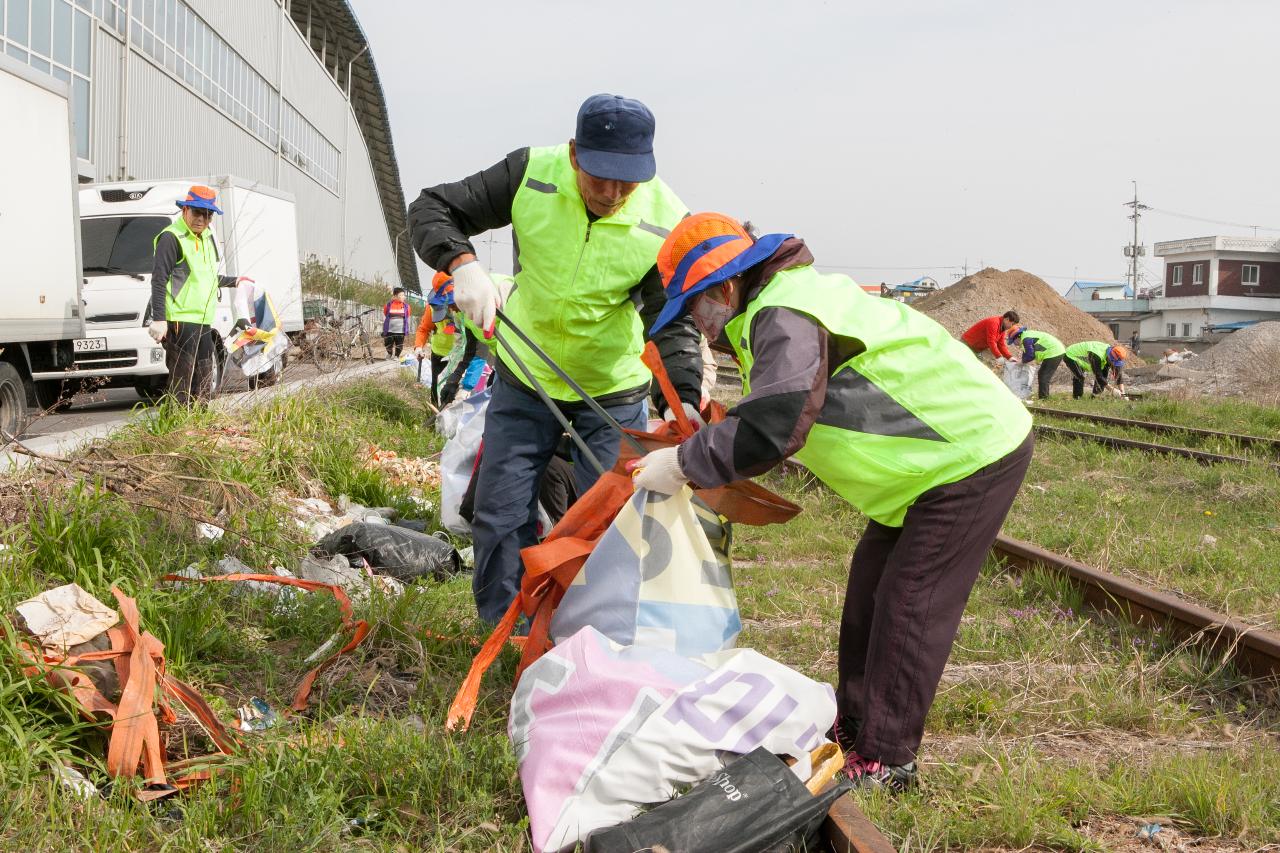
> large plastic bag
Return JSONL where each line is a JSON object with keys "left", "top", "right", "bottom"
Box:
{"left": 1002, "top": 359, "right": 1034, "bottom": 400}
{"left": 586, "top": 747, "right": 851, "bottom": 853}
{"left": 312, "top": 522, "right": 460, "bottom": 582}
{"left": 511, "top": 626, "right": 837, "bottom": 853}
{"left": 550, "top": 488, "right": 740, "bottom": 657}
{"left": 439, "top": 388, "right": 490, "bottom": 534}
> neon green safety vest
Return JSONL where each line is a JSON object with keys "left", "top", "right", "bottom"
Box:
{"left": 502, "top": 144, "right": 687, "bottom": 401}
{"left": 430, "top": 319, "right": 458, "bottom": 357}
{"left": 1021, "top": 329, "right": 1065, "bottom": 361}
{"left": 153, "top": 218, "right": 222, "bottom": 324}
{"left": 1065, "top": 341, "right": 1110, "bottom": 371}
{"left": 727, "top": 266, "right": 1032, "bottom": 527}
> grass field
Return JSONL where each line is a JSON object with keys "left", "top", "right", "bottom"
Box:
{"left": 0, "top": 378, "right": 1277, "bottom": 850}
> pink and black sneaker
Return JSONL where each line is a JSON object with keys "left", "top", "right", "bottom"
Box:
{"left": 842, "top": 752, "right": 918, "bottom": 793}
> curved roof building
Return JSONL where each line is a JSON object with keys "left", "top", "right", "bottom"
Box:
{"left": 1, "top": 0, "right": 417, "bottom": 290}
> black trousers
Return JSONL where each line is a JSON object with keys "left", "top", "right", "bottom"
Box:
{"left": 838, "top": 432, "right": 1034, "bottom": 766}
{"left": 163, "top": 321, "right": 214, "bottom": 405}
{"left": 1065, "top": 358, "right": 1104, "bottom": 398}
{"left": 1037, "top": 355, "right": 1063, "bottom": 399}
{"left": 383, "top": 333, "right": 405, "bottom": 357}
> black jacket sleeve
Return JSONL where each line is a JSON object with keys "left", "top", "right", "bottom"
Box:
{"left": 407, "top": 148, "right": 528, "bottom": 272}
{"left": 634, "top": 265, "right": 702, "bottom": 409}
{"left": 150, "top": 231, "right": 179, "bottom": 321}
{"left": 1087, "top": 352, "right": 1110, "bottom": 389}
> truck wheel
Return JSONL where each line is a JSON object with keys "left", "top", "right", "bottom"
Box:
{"left": 0, "top": 362, "right": 29, "bottom": 442}
{"left": 34, "top": 379, "right": 74, "bottom": 413}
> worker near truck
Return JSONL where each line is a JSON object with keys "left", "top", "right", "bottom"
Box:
{"left": 1064, "top": 341, "right": 1128, "bottom": 398}
{"left": 413, "top": 271, "right": 477, "bottom": 409}
{"left": 382, "top": 287, "right": 412, "bottom": 359}
{"left": 1007, "top": 327, "right": 1066, "bottom": 399}
{"left": 961, "top": 311, "right": 1021, "bottom": 360}
{"left": 148, "top": 185, "right": 250, "bottom": 405}
{"left": 407, "top": 93, "right": 703, "bottom": 623}
{"left": 632, "top": 212, "right": 1034, "bottom": 792}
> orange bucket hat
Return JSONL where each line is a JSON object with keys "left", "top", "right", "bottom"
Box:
{"left": 650, "top": 212, "right": 791, "bottom": 334}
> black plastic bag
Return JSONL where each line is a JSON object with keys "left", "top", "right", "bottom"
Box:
{"left": 314, "top": 522, "right": 460, "bottom": 582}
{"left": 586, "top": 747, "right": 851, "bottom": 853}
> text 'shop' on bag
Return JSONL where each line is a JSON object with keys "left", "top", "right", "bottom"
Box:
{"left": 550, "top": 488, "right": 740, "bottom": 657}
{"left": 511, "top": 626, "right": 838, "bottom": 853}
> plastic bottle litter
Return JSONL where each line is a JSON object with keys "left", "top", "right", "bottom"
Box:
{"left": 51, "top": 763, "right": 98, "bottom": 800}
{"left": 236, "top": 697, "right": 278, "bottom": 732}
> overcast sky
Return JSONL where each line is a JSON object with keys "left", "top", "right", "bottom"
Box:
{"left": 351, "top": 0, "right": 1280, "bottom": 293}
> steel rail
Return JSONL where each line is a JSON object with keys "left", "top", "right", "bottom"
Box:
{"left": 1033, "top": 424, "right": 1267, "bottom": 467}
{"left": 823, "top": 795, "right": 897, "bottom": 853}
{"left": 1032, "top": 406, "right": 1280, "bottom": 454}
{"left": 991, "top": 534, "right": 1280, "bottom": 682}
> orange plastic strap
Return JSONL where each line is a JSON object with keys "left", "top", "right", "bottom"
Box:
{"left": 105, "top": 588, "right": 167, "bottom": 786}
{"left": 641, "top": 340, "right": 696, "bottom": 438}
{"left": 162, "top": 572, "right": 372, "bottom": 713}
{"left": 445, "top": 598, "right": 523, "bottom": 732}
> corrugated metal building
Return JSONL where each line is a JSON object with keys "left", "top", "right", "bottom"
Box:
{"left": 1, "top": 0, "right": 417, "bottom": 290}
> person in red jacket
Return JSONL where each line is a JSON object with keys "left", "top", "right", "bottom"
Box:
{"left": 961, "top": 311, "right": 1020, "bottom": 360}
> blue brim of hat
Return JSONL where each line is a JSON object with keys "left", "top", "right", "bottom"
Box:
{"left": 649, "top": 233, "right": 792, "bottom": 335}
{"left": 431, "top": 304, "right": 448, "bottom": 322}
{"left": 176, "top": 199, "right": 223, "bottom": 214}
{"left": 575, "top": 146, "right": 656, "bottom": 183}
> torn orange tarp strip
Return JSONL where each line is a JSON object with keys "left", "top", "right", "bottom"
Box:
{"left": 161, "top": 572, "right": 372, "bottom": 713}
{"left": 641, "top": 341, "right": 696, "bottom": 438}
{"left": 104, "top": 588, "right": 167, "bottom": 785}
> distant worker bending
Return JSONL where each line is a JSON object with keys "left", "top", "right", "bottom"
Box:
{"left": 633, "top": 213, "right": 1033, "bottom": 793}
{"left": 1064, "top": 341, "right": 1128, "bottom": 398}
{"left": 1008, "top": 327, "right": 1066, "bottom": 399}
{"left": 961, "top": 311, "right": 1020, "bottom": 360}
{"left": 148, "top": 185, "right": 250, "bottom": 405}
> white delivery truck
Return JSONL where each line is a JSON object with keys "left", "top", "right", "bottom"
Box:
{"left": 78, "top": 176, "right": 305, "bottom": 396}
{"left": 0, "top": 53, "right": 88, "bottom": 438}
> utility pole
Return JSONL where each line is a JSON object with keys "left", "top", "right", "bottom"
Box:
{"left": 1123, "top": 181, "right": 1149, "bottom": 293}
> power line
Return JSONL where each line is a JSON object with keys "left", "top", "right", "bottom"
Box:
{"left": 818, "top": 263, "right": 965, "bottom": 272}
{"left": 1145, "top": 206, "right": 1280, "bottom": 234}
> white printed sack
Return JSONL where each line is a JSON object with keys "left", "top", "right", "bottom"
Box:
{"left": 438, "top": 387, "right": 490, "bottom": 535}
{"left": 550, "top": 487, "right": 740, "bottom": 657}
{"left": 511, "top": 626, "right": 836, "bottom": 853}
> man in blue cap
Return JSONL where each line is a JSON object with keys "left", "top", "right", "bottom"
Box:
{"left": 408, "top": 94, "right": 703, "bottom": 622}
{"left": 150, "top": 185, "right": 251, "bottom": 404}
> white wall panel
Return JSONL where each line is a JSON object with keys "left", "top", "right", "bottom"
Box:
{"left": 184, "top": 0, "right": 280, "bottom": 86}
{"left": 91, "top": 29, "right": 123, "bottom": 179}
{"left": 341, "top": 111, "right": 398, "bottom": 286}
{"left": 126, "top": 54, "right": 275, "bottom": 183}
{"left": 278, "top": 19, "right": 345, "bottom": 144}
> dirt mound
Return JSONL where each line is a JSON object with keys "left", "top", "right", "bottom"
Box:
{"left": 1158, "top": 321, "right": 1280, "bottom": 397}
{"left": 1195, "top": 321, "right": 1280, "bottom": 375}
{"left": 913, "top": 267, "right": 1118, "bottom": 347}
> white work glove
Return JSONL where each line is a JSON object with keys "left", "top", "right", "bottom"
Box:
{"left": 630, "top": 446, "right": 689, "bottom": 495}
{"left": 414, "top": 346, "right": 424, "bottom": 358}
{"left": 450, "top": 261, "right": 501, "bottom": 335}
{"left": 148, "top": 320, "right": 168, "bottom": 343}
{"left": 660, "top": 401, "right": 706, "bottom": 430}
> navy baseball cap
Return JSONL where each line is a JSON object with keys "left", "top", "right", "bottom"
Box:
{"left": 574, "top": 94, "right": 657, "bottom": 183}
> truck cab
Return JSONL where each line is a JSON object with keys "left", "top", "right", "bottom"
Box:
{"left": 76, "top": 177, "right": 304, "bottom": 399}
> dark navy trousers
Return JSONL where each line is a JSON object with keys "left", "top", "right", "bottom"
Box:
{"left": 470, "top": 374, "right": 646, "bottom": 622}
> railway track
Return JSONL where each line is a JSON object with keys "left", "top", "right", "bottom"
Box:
{"left": 825, "top": 797, "right": 896, "bottom": 852}
{"left": 991, "top": 535, "right": 1280, "bottom": 682}
{"left": 1032, "top": 424, "right": 1269, "bottom": 467}
{"left": 1032, "top": 406, "right": 1280, "bottom": 455}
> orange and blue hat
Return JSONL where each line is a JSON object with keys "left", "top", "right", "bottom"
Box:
{"left": 176, "top": 185, "right": 223, "bottom": 214}
{"left": 1106, "top": 344, "right": 1129, "bottom": 367}
{"left": 428, "top": 270, "right": 455, "bottom": 321}
{"left": 650, "top": 212, "right": 791, "bottom": 334}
